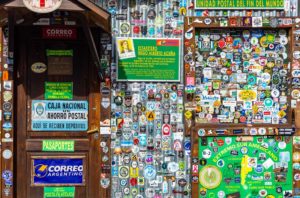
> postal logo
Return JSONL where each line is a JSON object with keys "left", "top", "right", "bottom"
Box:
{"left": 34, "top": 164, "right": 48, "bottom": 178}
{"left": 23, "top": 0, "right": 62, "bottom": 13}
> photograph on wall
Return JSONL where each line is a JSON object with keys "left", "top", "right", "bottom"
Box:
{"left": 116, "top": 38, "right": 136, "bottom": 60}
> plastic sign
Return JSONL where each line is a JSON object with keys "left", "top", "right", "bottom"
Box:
{"left": 44, "top": 187, "right": 75, "bottom": 198}
{"left": 33, "top": 158, "right": 84, "bottom": 185}
{"left": 195, "top": 0, "right": 284, "bottom": 9}
{"left": 45, "top": 82, "right": 73, "bottom": 100}
{"left": 42, "top": 28, "right": 77, "bottom": 40}
{"left": 31, "top": 100, "right": 88, "bottom": 131}
{"left": 116, "top": 38, "right": 181, "bottom": 81}
{"left": 42, "top": 140, "right": 75, "bottom": 152}
{"left": 23, "top": 0, "right": 63, "bottom": 13}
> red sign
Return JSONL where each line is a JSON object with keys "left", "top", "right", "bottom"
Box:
{"left": 42, "top": 27, "right": 77, "bottom": 39}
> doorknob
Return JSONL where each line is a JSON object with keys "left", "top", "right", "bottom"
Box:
{"left": 87, "top": 128, "right": 99, "bottom": 134}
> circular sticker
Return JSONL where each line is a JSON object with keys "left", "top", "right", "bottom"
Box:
{"left": 259, "top": 189, "right": 267, "bottom": 197}
{"left": 292, "top": 89, "right": 300, "bottom": 99}
{"left": 202, "top": 149, "right": 212, "bottom": 159}
{"left": 241, "top": 146, "right": 248, "bottom": 154}
{"left": 217, "top": 159, "right": 225, "bottom": 168}
{"left": 278, "top": 141, "right": 286, "bottom": 149}
{"left": 144, "top": 165, "right": 156, "bottom": 180}
{"left": 250, "top": 128, "right": 258, "bottom": 135}
{"left": 199, "top": 165, "right": 222, "bottom": 189}
{"left": 2, "top": 149, "right": 12, "bottom": 159}
{"left": 3, "top": 102, "right": 12, "bottom": 112}
{"left": 271, "top": 89, "right": 280, "bottom": 98}
{"left": 250, "top": 37, "right": 258, "bottom": 45}
{"left": 31, "top": 62, "right": 47, "bottom": 73}
{"left": 258, "top": 128, "right": 266, "bottom": 135}
{"left": 198, "top": 129, "right": 206, "bottom": 136}
{"left": 264, "top": 98, "right": 273, "bottom": 107}
{"left": 3, "top": 91, "right": 12, "bottom": 102}
{"left": 295, "top": 173, "right": 300, "bottom": 181}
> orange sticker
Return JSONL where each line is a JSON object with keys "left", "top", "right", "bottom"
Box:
{"left": 3, "top": 70, "right": 8, "bottom": 81}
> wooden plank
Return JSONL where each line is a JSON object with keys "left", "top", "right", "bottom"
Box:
{"left": 80, "top": 14, "right": 104, "bottom": 81}
{"left": 88, "top": 36, "right": 101, "bottom": 198}
{"left": 1, "top": 10, "right": 14, "bottom": 198}
{"left": 15, "top": 13, "right": 28, "bottom": 197}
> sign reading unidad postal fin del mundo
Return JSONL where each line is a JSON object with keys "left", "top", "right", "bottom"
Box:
{"left": 31, "top": 100, "right": 88, "bottom": 131}
{"left": 23, "top": 0, "right": 62, "bottom": 13}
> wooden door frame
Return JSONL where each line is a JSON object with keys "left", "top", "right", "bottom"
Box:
{"left": 14, "top": 25, "right": 102, "bottom": 198}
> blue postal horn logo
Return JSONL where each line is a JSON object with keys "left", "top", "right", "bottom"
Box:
{"left": 34, "top": 164, "right": 48, "bottom": 178}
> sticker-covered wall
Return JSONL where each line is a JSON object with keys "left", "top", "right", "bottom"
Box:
{"left": 91, "top": 0, "right": 299, "bottom": 198}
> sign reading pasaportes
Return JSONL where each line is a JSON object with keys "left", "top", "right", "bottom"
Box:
{"left": 195, "top": 0, "right": 284, "bottom": 9}
{"left": 33, "top": 158, "right": 83, "bottom": 185}
{"left": 31, "top": 100, "right": 88, "bottom": 131}
{"left": 117, "top": 38, "right": 181, "bottom": 82}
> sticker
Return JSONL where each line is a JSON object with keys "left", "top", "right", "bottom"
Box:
{"left": 143, "top": 165, "right": 156, "bottom": 180}
{"left": 2, "top": 149, "right": 12, "bottom": 159}
{"left": 31, "top": 62, "right": 47, "bottom": 73}
{"left": 3, "top": 102, "right": 12, "bottom": 112}
{"left": 3, "top": 91, "right": 12, "bottom": 102}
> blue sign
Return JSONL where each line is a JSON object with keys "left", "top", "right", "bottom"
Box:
{"left": 31, "top": 100, "right": 88, "bottom": 131}
{"left": 33, "top": 158, "right": 83, "bottom": 185}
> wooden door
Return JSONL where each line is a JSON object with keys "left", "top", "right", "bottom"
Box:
{"left": 15, "top": 26, "right": 101, "bottom": 198}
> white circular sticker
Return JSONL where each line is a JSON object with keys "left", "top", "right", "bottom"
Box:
{"left": 2, "top": 149, "right": 12, "bottom": 159}
{"left": 278, "top": 141, "right": 286, "bottom": 149}
{"left": 4, "top": 133, "right": 10, "bottom": 138}
{"left": 202, "top": 149, "right": 212, "bottom": 159}
{"left": 258, "top": 128, "right": 266, "bottom": 135}
{"left": 218, "top": 191, "right": 225, "bottom": 198}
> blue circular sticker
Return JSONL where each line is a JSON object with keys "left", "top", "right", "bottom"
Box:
{"left": 144, "top": 165, "right": 156, "bottom": 180}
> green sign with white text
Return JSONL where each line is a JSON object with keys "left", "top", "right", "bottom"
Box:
{"left": 195, "top": 0, "right": 284, "bottom": 9}
{"left": 45, "top": 82, "right": 73, "bottom": 100}
{"left": 42, "top": 140, "right": 74, "bottom": 152}
{"left": 117, "top": 38, "right": 181, "bottom": 81}
{"left": 198, "top": 136, "right": 292, "bottom": 197}
{"left": 44, "top": 187, "right": 75, "bottom": 198}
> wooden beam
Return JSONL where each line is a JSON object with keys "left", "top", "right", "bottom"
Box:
{"left": 79, "top": 14, "right": 104, "bottom": 81}
{"left": 77, "top": 0, "right": 111, "bottom": 32}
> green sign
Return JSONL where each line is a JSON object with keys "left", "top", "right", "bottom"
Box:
{"left": 45, "top": 82, "right": 73, "bottom": 100}
{"left": 199, "top": 136, "right": 292, "bottom": 197}
{"left": 117, "top": 38, "right": 181, "bottom": 81}
{"left": 46, "top": 50, "right": 73, "bottom": 56}
{"left": 42, "top": 140, "right": 74, "bottom": 152}
{"left": 195, "top": 0, "right": 284, "bottom": 9}
{"left": 44, "top": 187, "right": 75, "bottom": 198}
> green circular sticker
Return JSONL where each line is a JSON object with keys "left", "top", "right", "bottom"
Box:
{"left": 264, "top": 98, "right": 273, "bottom": 107}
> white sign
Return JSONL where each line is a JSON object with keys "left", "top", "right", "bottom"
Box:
{"left": 23, "top": 0, "right": 62, "bottom": 13}
{"left": 31, "top": 100, "right": 88, "bottom": 131}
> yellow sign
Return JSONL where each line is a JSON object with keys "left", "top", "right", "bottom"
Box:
{"left": 146, "top": 112, "right": 156, "bottom": 121}
{"left": 237, "top": 90, "right": 257, "bottom": 101}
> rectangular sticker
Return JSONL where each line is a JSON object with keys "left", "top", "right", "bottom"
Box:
{"left": 33, "top": 158, "right": 84, "bottom": 185}
{"left": 42, "top": 140, "right": 74, "bottom": 152}
{"left": 44, "top": 187, "right": 75, "bottom": 198}
{"left": 31, "top": 100, "right": 88, "bottom": 131}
